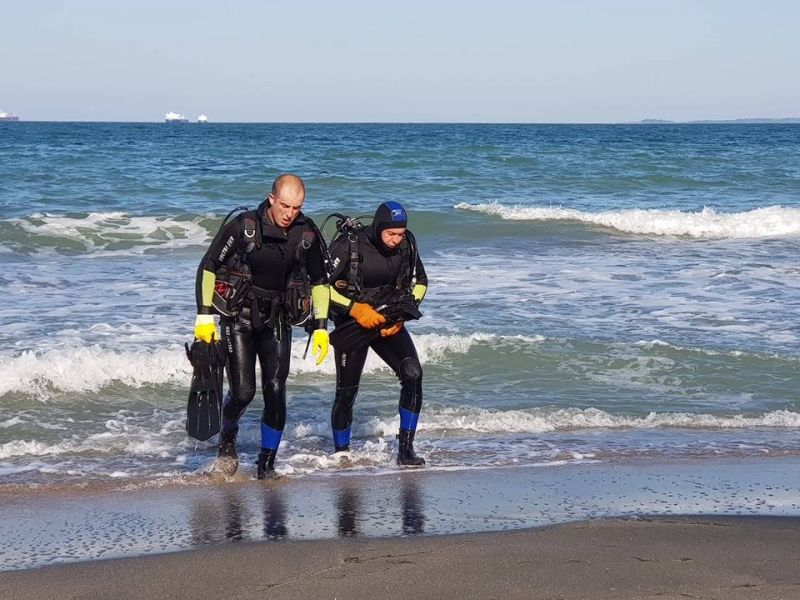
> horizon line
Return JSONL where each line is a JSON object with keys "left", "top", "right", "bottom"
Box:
{"left": 4, "top": 118, "right": 800, "bottom": 125}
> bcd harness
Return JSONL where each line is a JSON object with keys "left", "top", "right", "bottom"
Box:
{"left": 211, "top": 208, "right": 330, "bottom": 333}
{"left": 324, "top": 213, "right": 419, "bottom": 307}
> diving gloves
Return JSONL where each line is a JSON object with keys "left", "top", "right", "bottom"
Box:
{"left": 349, "top": 302, "right": 387, "bottom": 329}
{"left": 311, "top": 329, "right": 329, "bottom": 365}
{"left": 194, "top": 314, "right": 219, "bottom": 343}
{"left": 380, "top": 322, "right": 404, "bottom": 337}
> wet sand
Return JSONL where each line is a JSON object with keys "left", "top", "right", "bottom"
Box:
{"left": 3, "top": 457, "right": 800, "bottom": 572}
{"left": 2, "top": 516, "right": 799, "bottom": 599}
{"left": 1, "top": 457, "right": 799, "bottom": 597}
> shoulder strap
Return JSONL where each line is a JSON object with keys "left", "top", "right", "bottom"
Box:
{"left": 347, "top": 229, "right": 361, "bottom": 295}
{"left": 207, "top": 205, "right": 249, "bottom": 252}
{"left": 406, "top": 230, "right": 418, "bottom": 285}
{"left": 292, "top": 218, "right": 332, "bottom": 277}
{"left": 239, "top": 210, "right": 261, "bottom": 254}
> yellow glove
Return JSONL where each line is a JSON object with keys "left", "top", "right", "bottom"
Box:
{"left": 194, "top": 314, "right": 218, "bottom": 343}
{"left": 311, "top": 329, "right": 329, "bottom": 365}
{"left": 380, "top": 322, "right": 404, "bottom": 337}
{"left": 349, "top": 302, "right": 387, "bottom": 329}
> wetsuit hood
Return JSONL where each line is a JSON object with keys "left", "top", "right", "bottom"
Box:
{"left": 368, "top": 201, "right": 408, "bottom": 254}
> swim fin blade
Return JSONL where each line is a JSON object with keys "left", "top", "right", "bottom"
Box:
{"left": 185, "top": 339, "right": 226, "bottom": 441}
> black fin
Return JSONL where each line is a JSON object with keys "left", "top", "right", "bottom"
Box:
{"left": 329, "top": 298, "right": 422, "bottom": 352}
{"left": 185, "top": 340, "right": 226, "bottom": 441}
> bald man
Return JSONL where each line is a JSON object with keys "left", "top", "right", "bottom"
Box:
{"left": 193, "top": 174, "right": 330, "bottom": 478}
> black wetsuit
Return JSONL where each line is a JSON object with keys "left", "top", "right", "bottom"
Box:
{"left": 328, "top": 225, "right": 427, "bottom": 449}
{"left": 195, "top": 200, "right": 327, "bottom": 452}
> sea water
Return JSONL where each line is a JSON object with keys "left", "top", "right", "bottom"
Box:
{"left": 1, "top": 122, "right": 798, "bottom": 485}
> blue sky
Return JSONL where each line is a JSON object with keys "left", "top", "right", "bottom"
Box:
{"left": 2, "top": 0, "right": 798, "bottom": 122}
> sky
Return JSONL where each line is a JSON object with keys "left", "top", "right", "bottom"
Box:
{"left": 2, "top": 0, "right": 799, "bottom": 123}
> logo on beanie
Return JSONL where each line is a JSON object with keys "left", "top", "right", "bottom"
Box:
{"left": 385, "top": 201, "right": 407, "bottom": 222}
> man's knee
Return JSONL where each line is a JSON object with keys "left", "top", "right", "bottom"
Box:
{"left": 222, "top": 387, "right": 255, "bottom": 420}
{"left": 263, "top": 378, "right": 286, "bottom": 400}
{"left": 335, "top": 384, "right": 359, "bottom": 407}
{"left": 398, "top": 357, "right": 422, "bottom": 385}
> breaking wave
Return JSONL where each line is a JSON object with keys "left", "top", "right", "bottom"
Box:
{"left": 455, "top": 202, "right": 800, "bottom": 239}
{"left": 0, "top": 332, "right": 544, "bottom": 398}
{"left": 0, "top": 212, "right": 213, "bottom": 255}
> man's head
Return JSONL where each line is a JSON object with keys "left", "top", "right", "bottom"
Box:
{"left": 373, "top": 201, "right": 408, "bottom": 250}
{"left": 267, "top": 174, "right": 306, "bottom": 229}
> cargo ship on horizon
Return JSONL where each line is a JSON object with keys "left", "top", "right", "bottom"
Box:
{"left": 164, "top": 111, "right": 189, "bottom": 123}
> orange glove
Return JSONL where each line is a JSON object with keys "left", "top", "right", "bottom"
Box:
{"left": 380, "top": 322, "right": 404, "bottom": 337}
{"left": 349, "top": 302, "right": 386, "bottom": 329}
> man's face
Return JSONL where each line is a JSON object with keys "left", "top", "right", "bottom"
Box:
{"left": 380, "top": 227, "right": 406, "bottom": 249}
{"left": 267, "top": 189, "right": 305, "bottom": 228}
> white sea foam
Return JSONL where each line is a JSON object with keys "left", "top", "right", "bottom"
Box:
{"left": 0, "top": 332, "right": 539, "bottom": 398}
{"left": 278, "top": 439, "right": 392, "bottom": 475}
{"left": 292, "top": 331, "right": 544, "bottom": 376}
{"left": 0, "top": 415, "right": 184, "bottom": 460}
{"left": 287, "top": 406, "right": 800, "bottom": 442}
{"left": 3, "top": 404, "right": 798, "bottom": 470}
{"left": 8, "top": 212, "right": 212, "bottom": 253}
{"left": 0, "top": 346, "right": 189, "bottom": 397}
{"left": 455, "top": 202, "right": 800, "bottom": 239}
{"left": 388, "top": 406, "right": 800, "bottom": 435}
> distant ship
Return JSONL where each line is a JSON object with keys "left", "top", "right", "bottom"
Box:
{"left": 164, "top": 111, "right": 189, "bottom": 123}
{"left": 0, "top": 111, "right": 19, "bottom": 122}
{"left": 197, "top": 114, "right": 208, "bottom": 123}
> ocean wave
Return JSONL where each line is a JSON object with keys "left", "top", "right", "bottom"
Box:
{"left": 0, "top": 332, "right": 540, "bottom": 398}
{"left": 0, "top": 416, "right": 183, "bottom": 460}
{"left": 372, "top": 406, "right": 800, "bottom": 435}
{"left": 455, "top": 202, "right": 800, "bottom": 239}
{"left": 282, "top": 406, "right": 800, "bottom": 442}
{"left": 0, "top": 346, "right": 190, "bottom": 397}
{"left": 4, "top": 405, "right": 797, "bottom": 462}
{"left": 0, "top": 212, "right": 213, "bottom": 255}
{"left": 635, "top": 339, "right": 800, "bottom": 363}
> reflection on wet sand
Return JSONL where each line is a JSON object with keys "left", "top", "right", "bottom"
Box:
{"left": 262, "top": 487, "right": 288, "bottom": 540}
{"left": 6, "top": 460, "right": 800, "bottom": 571}
{"left": 188, "top": 473, "right": 427, "bottom": 547}
{"left": 401, "top": 477, "right": 425, "bottom": 535}
{"left": 336, "top": 485, "right": 360, "bottom": 537}
{"left": 189, "top": 488, "right": 253, "bottom": 544}
{"left": 333, "top": 474, "right": 425, "bottom": 537}
{"left": 224, "top": 489, "right": 246, "bottom": 541}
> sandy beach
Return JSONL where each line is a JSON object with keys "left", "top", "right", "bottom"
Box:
{"left": 2, "top": 516, "right": 799, "bottom": 599}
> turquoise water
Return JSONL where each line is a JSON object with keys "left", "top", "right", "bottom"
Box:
{"left": 1, "top": 122, "right": 798, "bottom": 484}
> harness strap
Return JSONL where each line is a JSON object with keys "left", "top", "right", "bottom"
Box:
{"left": 248, "top": 286, "right": 283, "bottom": 330}
{"left": 347, "top": 232, "right": 360, "bottom": 296}
{"left": 341, "top": 229, "right": 417, "bottom": 304}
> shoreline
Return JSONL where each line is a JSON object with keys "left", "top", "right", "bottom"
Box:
{"left": 3, "top": 516, "right": 799, "bottom": 599}
{"left": 2, "top": 455, "right": 799, "bottom": 573}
